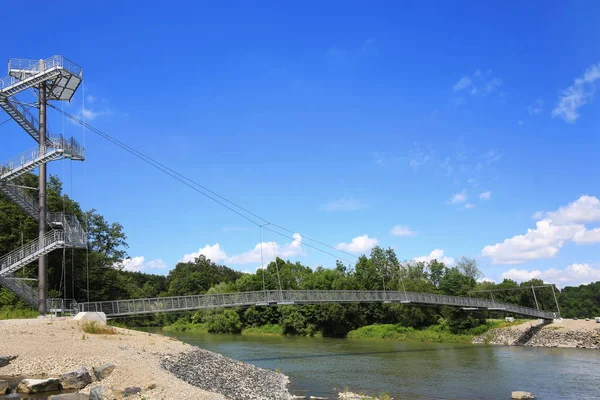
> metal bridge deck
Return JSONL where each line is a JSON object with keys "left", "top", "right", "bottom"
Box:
{"left": 77, "top": 290, "right": 558, "bottom": 320}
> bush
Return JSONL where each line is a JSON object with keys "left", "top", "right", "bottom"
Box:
{"left": 205, "top": 309, "right": 242, "bottom": 333}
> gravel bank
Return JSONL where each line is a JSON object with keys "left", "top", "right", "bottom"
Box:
{"left": 0, "top": 318, "right": 290, "bottom": 399}
{"left": 473, "top": 319, "right": 600, "bottom": 348}
{"left": 162, "top": 348, "right": 290, "bottom": 400}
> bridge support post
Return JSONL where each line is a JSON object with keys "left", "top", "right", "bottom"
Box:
{"left": 37, "top": 75, "right": 47, "bottom": 315}
{"left": 531, "top": 285, "right": 539, "bottom": 310}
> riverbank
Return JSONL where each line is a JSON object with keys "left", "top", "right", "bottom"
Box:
{"left": 0, "top": 318, "right": 291, "bottom": 399}
{"left": 472, "top": 319, "right": 600, "bottom": 348}
{"left": 164, "top": 320, "right": 523, "bottom": 344}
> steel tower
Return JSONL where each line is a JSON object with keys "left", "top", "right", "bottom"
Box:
{"left": 0, "top": 56, "right": 87, "bottom": 314}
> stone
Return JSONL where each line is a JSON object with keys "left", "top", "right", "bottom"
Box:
{"left": 16, "top": 378, "right": 60, "bottom": 394}
{"left": 2, "top": 394, "right": 20, "bottom": 399}
{"left": 145, "top": 383, "right": 156, "bottom": 390}
{"left": 309, "top": 397, "right": 328, "bottom": 400}
{"left": 0, "top": 356, "right": 17, "bottom": 368}
{"left": 512, "top": 391, "right": 535, "bottom": 400}
{"left": 49, "top": 394, "right": 90, "bottom": 400}
{"left": 60, "top": 366, "right": 93, "bottom": 390}
{"left": 339, "top": 392, "right": 367, "bottom": 399}
{"left": 93, "top": 363, "right": 116, "bottom": 381}
{"left": 122, "top": 387, "right": 141, "bottom": 397}
{"left": 73, "top": 312, "right": 107, "bottom": 325}
{"left": 90, "top": 385, "right": 122, "bottom": 400}
{"left": 0, "top": 380, "right": 8, "bottom": 395}
{"left": 289, "top": 396, "right": 305, "bottom": 400}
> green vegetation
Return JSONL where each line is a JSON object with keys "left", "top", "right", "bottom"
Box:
{"left": 1, "top": 173, "right": 600, "bottom": 342}
{"left": 0, "top": 306, "right": 38, "bottom": 320}
{"left": 242, "top": 324, "right": 284, "bottom": 336}
{"left": 163, "top": 321, "right": 210, "bottom": 333}
{"left": 347, "top": 319, "right": 525, "bottom": 344}
{"left": 81, "top": 321, "right": 117, "bottom": 335}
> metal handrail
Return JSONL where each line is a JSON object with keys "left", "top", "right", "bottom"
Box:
{"left": 0, "top": 55, "right": 83, "bottom": 90}
{"left": 0, "top": 230, "right": 64, "bottom": 275}
{"left": 8, "top": 56, "right": 83, "bottom": 78}
{"left": 0, "top": 184, "right": 39, "bottom": 216}
{"left": 78, "top": 290, "right": 559, "bottom": 320}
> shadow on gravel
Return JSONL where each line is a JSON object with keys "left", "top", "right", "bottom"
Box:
{"left": 513, "top": 322, "right": 550, "bottom": 346}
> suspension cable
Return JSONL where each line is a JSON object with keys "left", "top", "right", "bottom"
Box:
{"left": 48, "top": 104, "right": 357, "bottom": 264}
{"left": 82, "top": 83, "right": 90, "bottom": 303}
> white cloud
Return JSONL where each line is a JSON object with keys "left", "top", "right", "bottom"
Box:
{"left": 484, "top": 78, "right": 503, "bottom": 95}
{"left": 86, "top": 94, "right": 96, "bottom": 104}
{"left": 482, "top": 195, "right": 600, "bottom": 264}
{"left": 451, "top": 70, "right": 503, "bottom": 97}
{"left": 479, "top": 191, "right": 492, "bottom": 201}
{"left": 552, "top": 62, "right": 600, "bottom": 123}
{"left": 413, "top": 249, "right": 455, "bottom": 266}
{"left": 180, "top": 243, "right": 228, "bottom": 263}
{"left": 390, "top": 225, "right": 416, "bottom": 237}
{"left": 116, "top": 256, "right": 167, "bottom": 272}
{"left": 502, "top": 263, "right": 600, "bottom": 287}
{"left": 545, "top": 195, "right": 600, "bottom": 224}
{"left": 573, "top": 228, "right": 600, "bottom": 245}
{"left": 228, "top": 233, "right": 305, "bottom": 264}
{"left": 320, "top": 197, "right": 367, "bottom": 212}
{"left": 464, "top": 203, "right": 476, "bottom": 209}
{"left": 180, "top": 234, "right": 306, "bottom": 266}
{"left": 481, "top": 149, "right": 502, "bottom": 165}
{"left": 453, "top": 77, "right": 472, "bottom": 92}
{"left": 528, "top": 98, "right": 543, "bottom": 115}
{"left": 448, "top": 190, "right": 468, "bottom": 204}
{"left": 336, "top": 234, "right": 378, "bottom": 254}
{"left": 408, "top": 144, "right": 433, "bottom": 169}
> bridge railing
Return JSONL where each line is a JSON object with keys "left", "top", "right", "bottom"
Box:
{"left": 77, "top": 290, "right": 558, "bottom": 320}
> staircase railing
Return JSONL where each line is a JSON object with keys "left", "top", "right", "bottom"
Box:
{"left": 0, "top": 230, "right": 64, "bottom": 277}
{"left": 0, "top": 183, "right": 39, "bottom": 219}
{"left": 0, "top": 136, "right": 85, "bottom": 179}
{"left": 0, "top": 276, "right": 37, "bottom": 307}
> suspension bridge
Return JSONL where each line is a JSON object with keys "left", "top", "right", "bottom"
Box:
{"left": 0, "top": 56, "right": 561, "bottom": 322}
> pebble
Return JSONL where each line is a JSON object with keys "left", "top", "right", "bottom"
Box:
{"left": 162, "top": 348, "right": 290, "bottom": 400}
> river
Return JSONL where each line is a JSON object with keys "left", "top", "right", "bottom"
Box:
{"left": 144, "top": 328, "right": 599, "bottom": 399}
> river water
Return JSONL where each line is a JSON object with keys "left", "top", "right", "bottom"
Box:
{"left": 145, "top": 328, "right": 599, "bottom": 399}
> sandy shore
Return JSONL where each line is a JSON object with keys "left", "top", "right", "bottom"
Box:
{"left": 0, "top": 317, "right": 226, "bottom": 399}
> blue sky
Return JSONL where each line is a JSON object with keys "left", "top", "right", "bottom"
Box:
{"left": 2, "top": 1, "right": 600, "bottom": 287}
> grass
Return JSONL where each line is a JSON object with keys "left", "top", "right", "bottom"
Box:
{"left": 163, "top": 321, "right": 210, "bottom": 333}
{"left": 242, "top": 324, "right": 284, "bottom": 336}
{"left": 0, "top": 306, "right": 38, "bottom": 320}
{"left": 346, "top": 320, "right": 530, "bottom": 344}
{"left": 81, "top": 321, "right": 117, "bottom": 335}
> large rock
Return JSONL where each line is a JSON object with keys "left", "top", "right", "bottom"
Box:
{"left": 93, "top": 363, "right": 116, "bottom": 381}
{"left": 89, "top": 385, "right": 122, "bottom": 400}
{"left": 60, "top": 366, "right": 93, "bottom": 390}
{"left": 0, "top": 355, "right": 17, "bottom": 368}
{"left": 0, "top": 379, "right": 8, "bottom": 395}
{"left": 512, "top": 391, "right": 535, "bottom": 400}
{"left": 17, "top": 378, "right": 60, "bottom": 394}
{"left": 49, "top": 394, "right": 90, "bottom": 400}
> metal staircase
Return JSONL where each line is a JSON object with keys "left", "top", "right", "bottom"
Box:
{"left": 0, "top": 56, "right": 85, "bottom": 307}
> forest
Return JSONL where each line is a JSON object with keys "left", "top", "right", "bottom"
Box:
{"left": 1, "top": 175, "right": 598, "bottom": 335}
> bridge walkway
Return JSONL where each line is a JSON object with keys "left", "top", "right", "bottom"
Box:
{"left": 77, "top": 290, "right": 558, "bottom": 320}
